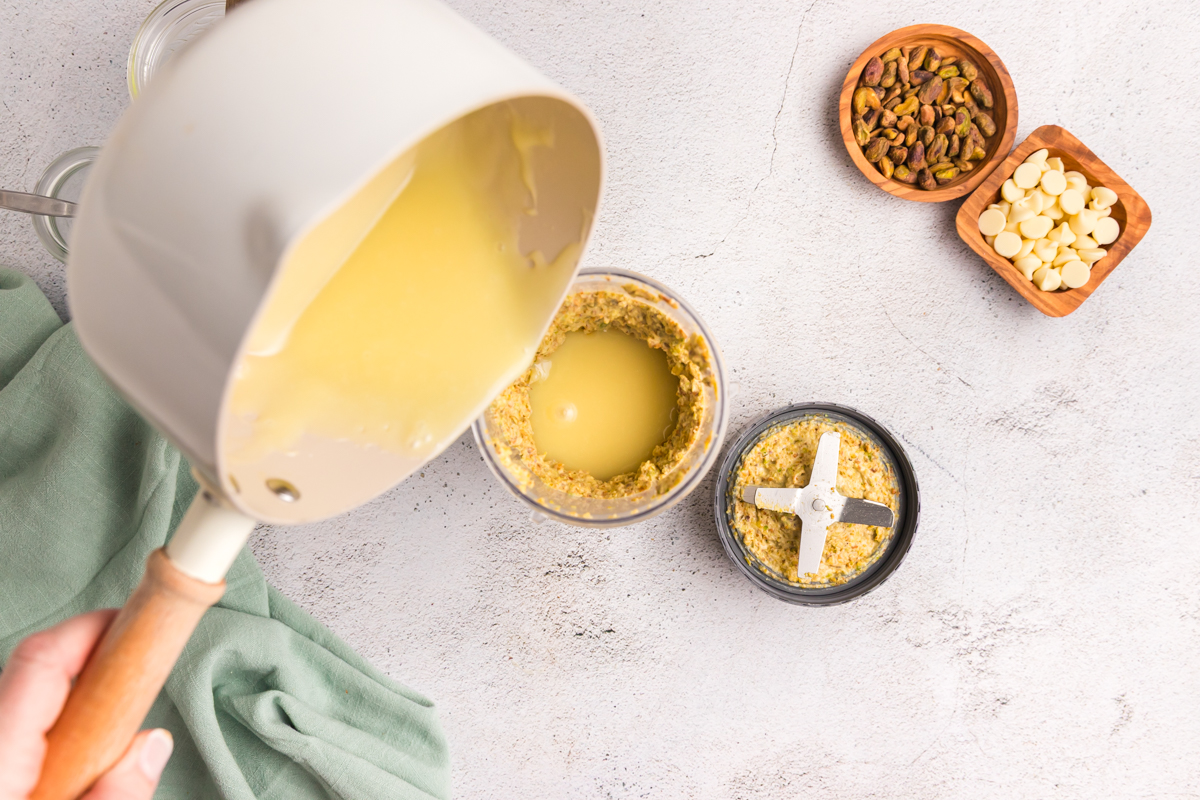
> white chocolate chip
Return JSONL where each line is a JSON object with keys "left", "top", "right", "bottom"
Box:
{"left": 993, "top": 231, "right": 1023, "bottom": 258}
{"left": 1033, "top": 265, "right": 1062, "bottom": 291}
{"left": 1059, "top": 260, "right": 1090, "bottom": 289}
{"left": 1053, "top": 248, "right": 1084, "bottom": 267}
{"left": 1045, "top": 157, "right": 1065, "bottom": 173}
{"left": 1058, "top": 189, "right": 1085, "bottom": 216}
{"left": 1089, "top": 200, "right": 1112, "bottom": 217}
{"left": 985, "top": 234, "right": 995, "bottom": 246}
{"left": 1040, "top": 170, "right": 1067, "bottom": 196}
{"left": 1013, "top": 163, "right": 1042, "bottom": 190}
{"left": 1065, "top": 172, "right": 1089, "bottom": 193}
{"left": 1033, "top": 238, "right": 1059, "bottom": 262}
{"left": 1007, "top": 201, "right": 1037, "bottom": 225}
{"left": 1073, "top": 233, "right": 1098, "bottom": 249}
{"left": 1076, "top": 247, "right": 1107, "bottom": 264}
{"left": 1068, "top": 209, "right": 1098, "bottom": 236}
{"left": 1016, "top": 238, "right": 1037, "bottom": 260}
{"left": 1001, "top": 179, "right": 1025, "bottom": 203}
{"left": 1014, "top": 255, "right": 1042, "bottom": 280}
{"left": 977, "top": 208, "right": 1007, "bottom": 237}
{"left": 1026, "top": 149, "right": 1049, "bottom": 167}
{"left": 1047, "top": 222, "right": 1077, "bottom": 246}
{"left": 1093, "top": 216, "right": 1120, "bottom": 245}
{"left": 1042, "top": 201, "right": 1064, "bottom": 221}
{"left": 988, "top": 201, "right": 1012, "bottom": 216}
{"left": 1091, "top": 186, "right": 1118, "bottom": 209}
{"left": 1019, "top": 215, "right": 1054, "bottom": 240}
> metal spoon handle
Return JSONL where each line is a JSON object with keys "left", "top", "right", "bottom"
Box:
{"left": 0, "top": 189, "right": 77, "bottom": 217}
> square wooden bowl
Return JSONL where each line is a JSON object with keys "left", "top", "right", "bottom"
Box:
{"left": 956, "top": 125, "right": 1152, "bottom": 317}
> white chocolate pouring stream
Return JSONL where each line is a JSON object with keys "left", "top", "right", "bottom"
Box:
{"left": 219, "top": 102, "right": 586, "bottom": 519}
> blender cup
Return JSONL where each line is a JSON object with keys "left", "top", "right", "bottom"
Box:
{"left": 714, "top": 403, "right": 920, "bottom": 605}
{"left": 474, "top": 268, "right": 729, "bottom": 527}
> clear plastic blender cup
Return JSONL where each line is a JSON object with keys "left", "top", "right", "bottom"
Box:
{"left": 474, "top": 268, "right": 730, "bottom": 527}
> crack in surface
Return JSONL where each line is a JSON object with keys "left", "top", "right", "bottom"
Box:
{"left": 881, "top": 304, "right": 973, "bottom": 388}
{"left": 896, "top": 431, "right": 960, "bottom": 485}
{"left": 695, "top": 0, "right": 820, "bottom": 259}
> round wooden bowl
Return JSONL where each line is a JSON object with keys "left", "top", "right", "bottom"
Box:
{"left": 838, "top": 24, "right": 1018, "bottom": 202}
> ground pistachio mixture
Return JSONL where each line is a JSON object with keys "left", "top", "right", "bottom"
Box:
{"left": 487, "top": 287, "right": 713, "bottom": 499}
{"left": 732, "top": 417, "right": 900, "bottom": 588}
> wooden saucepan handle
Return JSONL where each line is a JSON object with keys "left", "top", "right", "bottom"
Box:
{"left": 30, "top": 549, "right": 225, "bottom": 800}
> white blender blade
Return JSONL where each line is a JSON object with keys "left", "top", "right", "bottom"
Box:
{"left": 742, "top": 431, "right": 895, "bottom": 578}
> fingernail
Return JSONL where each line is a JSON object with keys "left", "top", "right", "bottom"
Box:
{"left": 139, "top": 729, "right": 173, "bottom": 781}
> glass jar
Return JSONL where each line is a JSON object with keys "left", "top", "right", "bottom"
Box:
{"left": 128, "top": 0, "right": 225, "bottom": 98}
{"left": 473, "top": 268, "right": 730, "bottom": 527}
{"left": 713, "top": 403, "right": 920, "bottom": 605}
{"left": 32, "top": 147, "right": 99, "bottom": 262}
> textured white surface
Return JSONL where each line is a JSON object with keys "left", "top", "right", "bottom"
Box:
{"left": 3, "top": 1, "right": 1199, "bottom": 797}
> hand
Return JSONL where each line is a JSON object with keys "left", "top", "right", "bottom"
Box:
{"left": 0, "top": 611, "right": 173, "bottom": 800}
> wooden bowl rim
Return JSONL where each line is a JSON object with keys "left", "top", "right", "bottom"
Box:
{"left": 839, "top": 24, "right": 1019, "bottom": 203}
{"left": 955, "top": 124, "right": 1153, "bottom": 317}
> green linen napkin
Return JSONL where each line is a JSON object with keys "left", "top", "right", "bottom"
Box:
{"left": 0, "top": 267, "right": 451, "bottom": 800}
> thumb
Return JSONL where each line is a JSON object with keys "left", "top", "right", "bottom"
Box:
{"left": 80, "top": 728, "right": 173, "bottom": 800}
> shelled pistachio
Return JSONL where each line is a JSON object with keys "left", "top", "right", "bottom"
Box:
{"left": 852, "top": 43, "right": 999, "bottom": 190}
